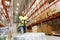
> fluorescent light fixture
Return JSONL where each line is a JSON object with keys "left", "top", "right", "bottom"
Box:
{"left": 0, "top": 0, "right": 1, "bottom": 3}
{"left": 15, "top": 11, "right": 18, "bottom": 14}
{"left": 16, "top": 11, "right": 18, "bottom": 13}
{"left": 16, "top": 8, "right": 18, "bottom": 10}
{"left": 17, "top": 3, "right": 19, "bottom": 6}
{"left": 5, "top": 1, "right": 10, "bottom": 6}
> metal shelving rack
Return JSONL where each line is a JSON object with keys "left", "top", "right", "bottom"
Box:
{"left": 1, "top": 0, "right": 13, "bottom": 26}
{"left": 25, "top": 0, "right": 60, "bottom": 27}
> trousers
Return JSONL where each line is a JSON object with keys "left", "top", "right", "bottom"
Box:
{"left": 20, "top": 26, "right": 26, "bottom": 33}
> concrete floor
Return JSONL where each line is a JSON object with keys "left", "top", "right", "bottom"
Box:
{"left": 46, "top": 36, "right": 60, "bottom": 40}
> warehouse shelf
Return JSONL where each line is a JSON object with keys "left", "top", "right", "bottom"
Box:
{"left": 25, "top": 0, "right": 42, "bottom": 17}
{"left": 27, "top": 0, "right": 59, "bottom": 21}
{"left": 26, "top": 0, "right": 60, "bottom": 27}
{"left": 28, "top": 0, "right": 48, "bottom": 19}
{"left": 1, "top": 0, "right": 13, "bottom": 26}
{"left": 27, "top": 12, "right": 60, "bottom": 27}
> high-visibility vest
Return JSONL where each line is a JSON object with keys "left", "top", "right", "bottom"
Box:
{"left": 19, "top": 16, "right": 28, "bottom": 26}
{"left": 19, "top": 16, "right": 28, "bottom": 21}
{"left": 18, "top": 23, "right": 24, "bottom": 26}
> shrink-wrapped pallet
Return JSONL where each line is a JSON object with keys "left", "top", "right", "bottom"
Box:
{"left": 13, "top": 33, "right": 46, "bottom": 40}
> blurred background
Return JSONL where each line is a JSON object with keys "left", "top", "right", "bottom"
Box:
{"left": 0, "top": 0, "right": 60, "bottom": 36}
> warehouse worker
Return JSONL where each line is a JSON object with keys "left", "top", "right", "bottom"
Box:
{"left": 19, "top": 11, "right": 28, "bottom": 33}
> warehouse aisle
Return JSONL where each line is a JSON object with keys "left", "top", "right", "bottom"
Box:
{"left": 0, "top": 0, "right": 60, "bottom": 40}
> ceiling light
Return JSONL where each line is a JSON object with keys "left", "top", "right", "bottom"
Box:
{"left": 5, "top": 1, "right": 10, "bottom": 6}
{"left": 17, "top": 3, "right": 19, "bottom": 6}
{"left": 0, "top": 0, "right": 1, "bottom": 3}
{"left": 15, "top": 11, "right": 18, "bottom": 14}
{"left": 16, "top": 8, "right": 18, "bottom": 10}
{"left": 15, "top": 11, "right": 18, "bottom": 13}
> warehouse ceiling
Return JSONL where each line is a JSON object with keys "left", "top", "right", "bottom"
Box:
{"left": 13, "top": 0, "right": 33, "bottom": 23}
{"left": 13, "top": 0, "right": 26, "bottom": 14}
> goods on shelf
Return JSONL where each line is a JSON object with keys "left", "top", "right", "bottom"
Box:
{"left": 41, "top": 12, "right": 48, "bottom": 19}
{"left": 0, "top": 27, "right": 10, "bottom": 36}
{"left": 0, "top": 22, "right": 5, "bottom": 27}
{"left": 41, "top": 23, "right": 52, "bottom": 35}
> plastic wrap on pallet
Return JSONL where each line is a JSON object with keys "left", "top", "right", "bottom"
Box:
{"left": 13, "top": 33, "right": 46, "bottom": 40}
{"left": 0, "top": 27, "right": 10, "bottom": 36}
